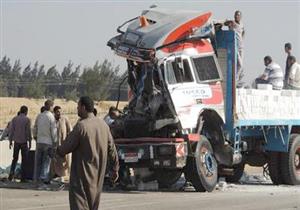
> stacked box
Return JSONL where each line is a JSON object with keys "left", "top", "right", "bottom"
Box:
{"left": 236, "top": 89, "right": 300, "bottom": 120}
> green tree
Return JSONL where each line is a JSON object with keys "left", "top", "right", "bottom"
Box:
{"left": 45, "top": 65, "right": 61, "bottom": 97}
{"left": 0, "top": 56, "right": 21, "bottom": 97}
{"left": 0, "top": 56, "right": 12, "bottom": 96}
{"left": 27, "top": 63, "right": 46, "bottom": 98}
{"left": 20, "top": 64, "right": 32, "bottom": 97}
{"left": 62, "top": 61, "right": 80, "bottom": 101}
{"left": 0, "top": 75, "right": 8, "bottom": 96}
{"left": 9, "top": 60, "right": 22, "bottom": 96}
{"left": 80, "top": 60, "right": 119, "bottom": 101}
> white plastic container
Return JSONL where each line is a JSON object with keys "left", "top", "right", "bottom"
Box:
{"left": 257, "top": 84, "right": 273, "bottom": 90}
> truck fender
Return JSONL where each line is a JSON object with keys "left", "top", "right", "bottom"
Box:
{"left": 196, "top": 109, "right": 225, "bottom": 147}
{"left": 194, "top": 109, "right": 233, "bottom": 166}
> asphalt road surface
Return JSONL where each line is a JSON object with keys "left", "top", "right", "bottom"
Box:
{"left": 1, "top": 183, "right": 300, "bottom": 210}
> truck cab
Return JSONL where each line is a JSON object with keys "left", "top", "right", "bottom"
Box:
{"left": 164, "top": 53, "right": 224, "bottom": 131}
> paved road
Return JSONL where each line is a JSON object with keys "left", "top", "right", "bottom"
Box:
{"left": 1, "top": 184, "right": 300, "bottom": 210}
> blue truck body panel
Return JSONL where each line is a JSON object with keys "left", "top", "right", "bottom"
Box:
{"left": 216, "top": 30, "right": 300, "bottom": 153}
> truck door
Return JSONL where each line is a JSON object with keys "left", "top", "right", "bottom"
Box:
{"left": 164, "top": 54, "right": 223, "bottom": 130}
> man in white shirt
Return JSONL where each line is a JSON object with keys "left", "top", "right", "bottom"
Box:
{"left": 33, "top": 99, "right": 57, "bottom": 187}
{"left": 287, "top": 56, "right": 300, "bottom": 90}
{"left": 255, "top": 56, "right": 284, "bottom": 90}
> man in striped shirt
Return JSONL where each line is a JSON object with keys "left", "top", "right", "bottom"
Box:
{"left": 255, "top": 56, "right": 284, "bottom": 90}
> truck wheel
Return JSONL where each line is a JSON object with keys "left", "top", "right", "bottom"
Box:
{"left": 154, "top": 169, "right": 182, "bottom": 188}
{"left": 267, "top": 152, "right": 283, "bottom": 185}
{"left": 225, "top": 163, "right": 245, "bottom": 183}
{"left": 281, "top": 134, "right": 300, "bottom": 185}
{"left": 185, "top": 136, "right": 218, "bottom": 192}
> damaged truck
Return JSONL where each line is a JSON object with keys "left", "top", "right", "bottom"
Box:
{"left": 106, "top": 8, "right": 300, "bottom": 192}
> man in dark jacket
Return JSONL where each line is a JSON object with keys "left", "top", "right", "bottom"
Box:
{"left": 8, "top": 105, "right": 32, "bottom": 181}
{"left": 284, "top": 42, "right": 292, "bottom": 87}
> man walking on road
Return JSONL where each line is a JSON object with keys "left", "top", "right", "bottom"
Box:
{"left": 52, "top": 106, "right": 72, "bottom": 181}
{"left": 8, "top": 106, "right": 32, "bottom": 181}
{"left": 57, "top": 96, "right": 119, "bottom": 210}
{"left": 33, "top": 99, "right": 57, "bottom": 187}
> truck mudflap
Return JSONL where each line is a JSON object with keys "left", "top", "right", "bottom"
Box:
{"left": 115, "top": 138, "right": 187, "bottom": 169}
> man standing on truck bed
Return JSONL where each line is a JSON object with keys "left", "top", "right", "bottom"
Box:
{"left": 284, "top": 42, "right": 293, "bottom": 87}
{"left": 57, "top": 96, "right": 119, "bottom": 210}
{"left": 225, "top": 10, "right": 245, "bottom": 87}
{"left": 255, "top": 56, "right": 284, "bottom": 90}
{"left": 287, "top": 55, "right": 300, "bottom": 90}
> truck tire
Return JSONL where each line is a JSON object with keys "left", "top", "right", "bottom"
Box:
{"left": 185, "top": 136, "right": 218, "bottom": 192}
{"left": 224, "top": 163, "right": 245, "bottom": 183}
{"left": 280, "top": 134, "right": 300, "bottom": 185}
{"left": 267, "top": 152, "right": 283, "bottom": 185}
{"left": 154, "top": 169, "right": 182, "bottom": 188}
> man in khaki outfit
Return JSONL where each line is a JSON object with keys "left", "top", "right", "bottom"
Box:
{"left": 52, "top": 106, "right": 72, "bottom": 180}
{"left": 57, "top": 96, "right": 119, "bottom": 210}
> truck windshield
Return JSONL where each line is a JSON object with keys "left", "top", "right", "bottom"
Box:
{"left": 192, "top": 56, "right": 220, "bottom": 82}
{"left": 166, "top": 59, "right": 194, "bottom": 84}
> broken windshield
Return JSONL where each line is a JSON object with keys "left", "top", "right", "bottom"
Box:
{"left": 166, "top": 59, "right": 194, "bottom": 84}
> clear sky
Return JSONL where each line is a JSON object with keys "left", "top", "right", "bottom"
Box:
{"left": 1, "top": 0, "right": 299, "bottom": 84}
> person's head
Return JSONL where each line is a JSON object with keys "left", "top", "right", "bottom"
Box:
{"left": 287, "top": 55, "right": 296, "bottom": 67}
{"left": 40, "top": 106, "right": 46, "bottom": 113}
{"left": 93, "top": 108, "right": 98, "bottom": 116}
{"left": 53, "top": 106, "right": 61, "bottom": 120}
{"left": 108, "top": 106, "right": 119, "bottom": 119}
{"left": 44, "top": 99, "right": 54, "bottom": 112}
{"left": 77, "top": 96, "right": 94, "bottom": 118}
{"left": 264, "top": 56, "right": 272, "bottom": 66}
{"left": 284, "top": 43, "right": 292, "bottom": 54}
{"left": 234, "top": 10, "right": 242, "bottom": 23}
{"left": 20, "top": 105, "right": 28, "bottom": 115}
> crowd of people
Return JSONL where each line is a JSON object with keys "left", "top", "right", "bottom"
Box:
{"left": 255, "top": 43, "right": 300, "bottom": 90}
{"left": 4, "top": 96, "right": 120, "bottom": 210}
{"left": 219, "top": 10, "right": 299, "bottom": 90}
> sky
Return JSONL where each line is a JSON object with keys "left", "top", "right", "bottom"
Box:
{"left": 1, "top": 0, "right": 299, "bottom": 84}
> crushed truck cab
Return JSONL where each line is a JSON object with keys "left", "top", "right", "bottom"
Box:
{"left": 107, "top": 8, "right": 300, "bottom": 191}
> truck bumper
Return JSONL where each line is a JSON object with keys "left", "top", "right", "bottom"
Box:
{"left": 115, "top": 138, "right": 187, "bottom": 169}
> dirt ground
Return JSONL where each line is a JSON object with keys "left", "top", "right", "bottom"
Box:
{"left": 0, "top": 97, "right": 126, "bottom": 128}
